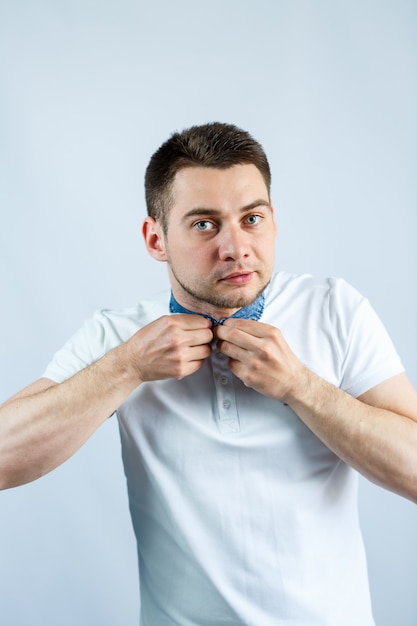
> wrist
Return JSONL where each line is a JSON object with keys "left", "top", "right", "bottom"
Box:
{"left": 282, "top": 366, "right": 317, "bottom": 408}
{"left": 109, "top": 341, "right": 145, "bottom": 390}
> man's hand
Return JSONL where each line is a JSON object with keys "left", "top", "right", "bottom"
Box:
{"left": 216, "top": 318, "right": 417, "bottom": 503}
{"left": 127, "top": 314, "right": 213, "bottom": 383}
{"left": 214, "top": 318, "right": 306, "bottom": 401}
{"left": 0, "top": 313, "right": 213, "bottom": 489}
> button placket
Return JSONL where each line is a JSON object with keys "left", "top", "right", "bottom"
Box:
{"left": 211, "top": 349, "right": 240, "bottom": 434}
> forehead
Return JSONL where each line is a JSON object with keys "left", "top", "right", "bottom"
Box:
{"left": 170, "top": 164, "right": 269, "bottom": 209}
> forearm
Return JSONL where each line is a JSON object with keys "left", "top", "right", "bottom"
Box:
{"left": 285, "top": 369, "right": 417, "bottom": 503}
{"left": 0, "top": 313, "right": 213, "bottom": 490}
{"left": 0, "top": 343, "right": 139, "bottom": 489}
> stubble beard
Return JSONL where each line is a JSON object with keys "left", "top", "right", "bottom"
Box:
{"left": 168, "top": 263, "right": 270, "bottom": 311}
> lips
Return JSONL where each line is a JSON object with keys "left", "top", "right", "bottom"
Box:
{"left": 220, "top": 271, "right": 254, "bottom": 285}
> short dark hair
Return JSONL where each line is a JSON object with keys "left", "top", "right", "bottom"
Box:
{"left": 145, "top": 122, "right": 271, "bottom": 233}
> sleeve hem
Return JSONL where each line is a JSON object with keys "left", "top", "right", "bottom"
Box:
{"left": 342, "top": 364, "right": 405, "bottom": 398}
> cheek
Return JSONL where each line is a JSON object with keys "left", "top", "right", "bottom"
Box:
{"left": 169, "top": 242, "right": 212, "bottom": 268}
{"left": 189, "top": 246, "right": 213, "bottom": 268}
{"left": 256, "top": 234, "right": 275, "bottom": 256}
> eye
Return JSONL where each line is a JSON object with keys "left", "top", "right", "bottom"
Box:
{"left": 245, "top": 214, "right": 262, "bottom": 226}
{"left": 194, "top": 220, "right": 216, "bottom": 231}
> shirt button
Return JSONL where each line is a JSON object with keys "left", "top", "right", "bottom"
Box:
{"left": 220, "top": 376, "right": 228, "bottom": 385}
{"left": 222, "top": 399, "right": 231, "bottom": 409}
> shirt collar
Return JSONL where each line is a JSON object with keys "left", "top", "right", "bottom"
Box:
{"left": 169, "top": 291, "right": 265, "bottom": 326}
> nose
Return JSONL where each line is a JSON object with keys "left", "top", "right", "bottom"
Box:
{"left": 217, "top": 225, "right": 250, "bottom": 262}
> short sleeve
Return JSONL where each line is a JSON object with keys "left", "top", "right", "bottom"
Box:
{"left": 41, "top": 295, "right": 170, "bottom": 384}
{"left": 329, "top": 279, "right": 404, "bottom": 397}
{"left": 42, "top": 313, "right": 110, "bottom": 383}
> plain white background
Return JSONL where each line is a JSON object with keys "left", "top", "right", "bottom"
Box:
{"left": 0, "top": 1, "right": 416, "bottom": 624}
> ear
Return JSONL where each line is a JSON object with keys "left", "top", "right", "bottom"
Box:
{"left": 142, "top": 217, "right": 168, "bottom": 262}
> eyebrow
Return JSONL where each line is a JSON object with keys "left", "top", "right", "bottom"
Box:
{"left": 181, "top": 199, "right": 271, "bottom": 221}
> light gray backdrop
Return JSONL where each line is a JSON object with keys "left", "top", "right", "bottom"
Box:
{"left": 1, "top": 1, "right": 416, "bottom": 625}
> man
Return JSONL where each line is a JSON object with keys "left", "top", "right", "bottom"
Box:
{"left": 1, "top": 122, "right": 417, "bottom": 625}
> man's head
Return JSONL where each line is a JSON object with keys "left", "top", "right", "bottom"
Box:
{"left": 145, "top": 122, "right": 271, "bottom": 234}
{"left": 142, "top": 123, "right": 276, "bottom": 319}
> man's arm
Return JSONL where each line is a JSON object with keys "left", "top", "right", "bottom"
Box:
{"left": 0, "top": 314, "right": 212, "bottom": 490}
{"left": 215, "top": 318, "right": 417, "bottom": 503}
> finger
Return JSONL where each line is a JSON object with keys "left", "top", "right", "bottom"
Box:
{"left": 163, "top": 316, "right": 213, "bottom": 347}
{"left": 187, "top": 343, "right": 212, "bottom": 360}
{"left": 174, "top": 344, "right": 212, "bottom": 379}
{"left": 216, "top": 339, "right": 247, "bottom": 363}
{"left": 188, "top": 328, "right": 213, "bottom": 347}
{"left": 176, "top": 357, "right": 209, "bottom": 380}
{"left": 215, "top": 323, "right": 261, "bottom": 351}
{"left": 171, "top": 313, "right": 213, "bottom": 330}
{"left": 222, "top": 318, "right": 267, "bottom": 337}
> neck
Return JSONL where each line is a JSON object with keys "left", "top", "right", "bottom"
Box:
{"left": 169, "top": 291, "right": 266, "bottom": 326}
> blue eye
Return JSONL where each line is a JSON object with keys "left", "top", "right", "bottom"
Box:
{"left": 246, "top": 214, "right": 261, "bottom": 225}
{"left": 194, "top": 220, "right": 214, "bottom": 231}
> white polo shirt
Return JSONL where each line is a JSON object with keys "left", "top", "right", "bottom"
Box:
{"left": 43, "top": 272, "right": 404, "bottom": 625}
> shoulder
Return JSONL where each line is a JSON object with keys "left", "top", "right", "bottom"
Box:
{"left": 265, "top": 271, "right": 361, "bottom": 314}
{"left": 264, "top": 272, "right": 403, "bottom": 395}
{"left": 92, "top": 290, "right": 171, "bottom": 345}
{"left": 42, "top": 290, "right": 171, "bottom": 382}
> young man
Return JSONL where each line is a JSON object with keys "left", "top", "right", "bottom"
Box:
{"left": 1, "top": 122, "right": 417, "bottom": 625}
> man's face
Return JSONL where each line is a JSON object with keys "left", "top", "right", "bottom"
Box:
{"left": 144, "top": 164, "right": 277, "bottom": 318}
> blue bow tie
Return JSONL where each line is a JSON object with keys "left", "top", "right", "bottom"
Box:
{"left": 169, "top": 292, "right": 265, "bottom": 327}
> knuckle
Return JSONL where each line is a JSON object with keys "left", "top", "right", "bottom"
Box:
{"left": 167, "top": 335, "right": 182, "bottom": 351}
{"left": 173, "top": 362, "right": 186, "bottom": 379}
{"left": 260, "top": 335, "right": 278, "bottom": 359}
{"left": 228, "top": 328, "right": 240, "bottom": 341}
{"left": 175, "top": 362, "right": 193, "bottom": 380}
{"left": 163, "top": 315, "right": 182, "bottom": 330}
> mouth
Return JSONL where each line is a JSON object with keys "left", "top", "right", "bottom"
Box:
{"left": 220, "top": 271, "right": 254, "bottom": 285}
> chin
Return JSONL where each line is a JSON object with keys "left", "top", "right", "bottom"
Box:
{"left": 208, "top": 286, "right": 264, "bottom": 310}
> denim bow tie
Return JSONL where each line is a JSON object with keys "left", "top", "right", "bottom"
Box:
{"left": 169, "top": 292, "right": 265, "bottom": 327}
